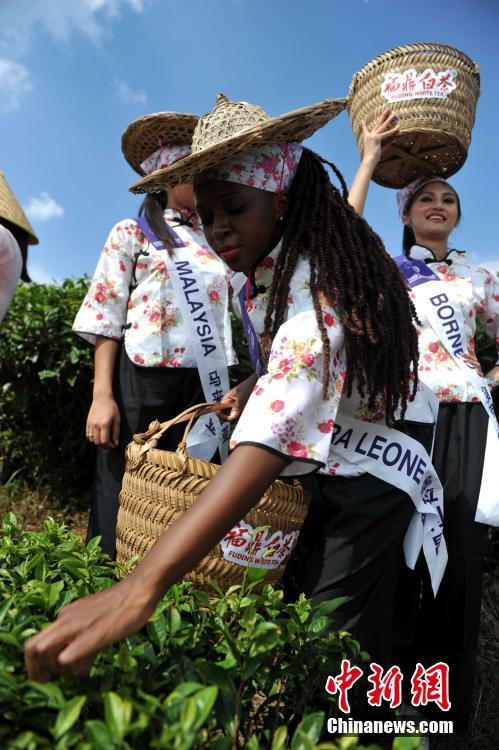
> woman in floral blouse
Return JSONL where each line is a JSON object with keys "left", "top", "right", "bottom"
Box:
{"left": 27, "top": 96, "right": 439, "bottom": 704}
{"left": 73, "top": 112, "right": 236, "bottom": 557}
{"left": 348, "top": 109, "right": 499, "bottom": 730}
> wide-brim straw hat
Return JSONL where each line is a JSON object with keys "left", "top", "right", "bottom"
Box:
{"left": 129, "top": 93, "right": 347, "bottom": 193}
{"left": 0, "top": 171, "right": 38, "bottom": 245}
{"left": 122, "top": 112, "right": 199, "bottom": 176}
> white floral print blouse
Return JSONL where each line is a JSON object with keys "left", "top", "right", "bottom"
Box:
{"left": 406, "top": 245, "right": 499, "bottom": 402}
{"left": 73, "top": 209, "right": 236, "bottom": 368}
{"left": 230, "top": 242, "right": 435, "bottom": 478}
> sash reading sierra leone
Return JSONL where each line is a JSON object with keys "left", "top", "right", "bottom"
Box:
{"left": 331, "top": 384, "right": 446, "bottom": 595}
{"left": 395, "top": 251, "right": 499, "bottom": 525}
{"left": 136, "top": 216, "right": 230, "bottom": 462}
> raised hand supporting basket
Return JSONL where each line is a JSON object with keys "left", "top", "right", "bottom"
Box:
{"left": 348, "top": 42, "right": 480, "bottom": 187}
{"left": 116, "top": 403, "right": 311, "bottom": 591}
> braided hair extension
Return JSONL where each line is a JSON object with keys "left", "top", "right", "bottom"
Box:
{"left": 262, "top": 148, "right": 419, "bottom": 426}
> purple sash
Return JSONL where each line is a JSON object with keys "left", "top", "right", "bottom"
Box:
{"left": 238, "top": 285, "right": 265, "bottom": 378}
{"left": 393, "top": 254, "right": 439, "bottom": 288}
{"left": 135, "top": 215, "right": 185, "bottom": 250}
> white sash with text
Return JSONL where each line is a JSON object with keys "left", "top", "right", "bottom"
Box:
{"left": 330, "top": 400, "right": 447, "bottom": 595}
{"left": 165, "top": 253, "right": 231, "bottom": 461}
{"left": 414, "top": 281, "right": 499, "bottom": 526}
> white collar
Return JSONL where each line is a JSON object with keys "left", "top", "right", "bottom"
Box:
{"left": 408, "top": 244, "right": 466, "bottom": 264}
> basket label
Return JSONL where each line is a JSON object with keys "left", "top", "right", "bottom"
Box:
{"left": 220, "top": 521, "right": 300, "bottom": 569}
{"left": 381, "top": 67, "right": 457, "bottom": 102}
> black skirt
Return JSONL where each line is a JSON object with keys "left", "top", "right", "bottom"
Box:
{"left": 282, "top": 420, "right": 434, "bottom": 721}
{"left": 87, "top": 347, "right": 204, "bottom": 557}
{"left": 394, "top": 401, "right": 489, "bottom": 730}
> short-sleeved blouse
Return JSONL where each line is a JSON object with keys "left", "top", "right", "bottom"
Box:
{"left": 406, "top": 245, "right": 499, "bottom": 402}
{"left": 72, "top": 209, "right": 237, "bottom": 368}
{"left": 230, "top": 242, "right": 435, "bottom": 477}
{"left": 0, "top": 225, "right": 22, "bottom": 324}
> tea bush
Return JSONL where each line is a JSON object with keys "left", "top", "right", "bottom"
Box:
{"left": 0, "top": 514, "right": 422, "bottom": 750}
{"left": 0, "top": 279, "right": 94, "bottom": 501}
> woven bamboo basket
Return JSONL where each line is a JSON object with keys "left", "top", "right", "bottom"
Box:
{"left": 116, "top": 403, "right": 311, "bottom": 591}
{"left": 348, "top": 43, "right": 480, "bottom": 187}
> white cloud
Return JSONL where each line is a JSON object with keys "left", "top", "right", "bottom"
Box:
{"left": 481, "top": 257, "right": 499, "bottom": 276}
{"left": 465, "top": 251, "right": 499, "bottom": 276}
{"left": 0, "top": 0, "right": 147, "bottom": 56}
{"left": 27, "top": 261, "right": 62, "bottom": 285}
{"left": 115, "top": 79, "right": 147, "bottom": 106}
{"left": 24, "top": 192, "right": 64, "bottom": 223}
{"left": 0, "top": 58, "right": 32, "bottom": 111}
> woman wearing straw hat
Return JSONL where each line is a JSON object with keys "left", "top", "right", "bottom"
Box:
{"left": 348, "top": 111, "right": 499, "bottom": 729}
{"left": 72, "top": 111, "right": 237, "bottom": 558}
{"left": 26, "top": 95, "right": 444, "bottom": 708}
{"left": 0, "top": 171, "right": 37, "bottom": 323}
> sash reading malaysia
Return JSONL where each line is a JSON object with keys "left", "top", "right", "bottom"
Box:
{"left": 136, "top": 217, "right": 230, "bottom": 462}
{"left": 395, "top": 252, "right": 499, "bottom": 526}
{"left": 238, "top": 288, "right": 447, "bottom": 592}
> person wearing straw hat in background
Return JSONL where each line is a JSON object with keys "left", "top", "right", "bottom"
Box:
{"left": 26, "top": 95, "right": 445, "bottom": 724}
{"left": 348, "top": 110, "right": 499, "bottom": 731}
{"left": 72, "top": 111, "right": 237, "bottom": 558}
{"left": 0, "top": 171, "right": 37, "bottom": 323}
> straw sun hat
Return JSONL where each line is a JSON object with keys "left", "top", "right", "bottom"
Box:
{"left": 129, "top": 93, "right": 347, "bottom": 193}
{"left": 0, "top": 171, "right": 38, "bottom": 245}
{"left": 121, "top": 111, "right": 199, "bottom": 176}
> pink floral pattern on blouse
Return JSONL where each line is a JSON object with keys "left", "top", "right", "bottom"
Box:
{"left": 73, "top": 209, "right": 237, "bottom": 368}
{"left": 229, "top": 243, "right": 435, "bottom": 477}
{"left": 407, "top": 245, "right": 499, "bottom": 403}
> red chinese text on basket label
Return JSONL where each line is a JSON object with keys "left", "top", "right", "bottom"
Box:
{"left": 381, "top": 67, "right": 457, "bottom": 103}
{"left": 220, "top": 521, "right": 299, "bottom": 569}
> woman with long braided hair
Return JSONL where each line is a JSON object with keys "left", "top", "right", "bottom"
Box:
{"left": 263, "top": 146, "right": 419, "bottom": 423}
{"left": 26, "top": 97, "right": 443, "bottom": 709}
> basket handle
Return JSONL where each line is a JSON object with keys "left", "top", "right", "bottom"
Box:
{"left": 132, "top": 401, "right": 229, "bottom": 458}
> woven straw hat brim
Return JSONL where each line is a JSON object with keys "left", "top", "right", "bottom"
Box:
{"left": 0, "top": 171, "right": 38, "bottom": 245}
{"left": 122, "top": 112, "right": 199, "bottom": 175}
{"left": 129, "top": 98, "right": 347, "bottom": 193}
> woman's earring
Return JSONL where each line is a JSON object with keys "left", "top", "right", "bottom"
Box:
{"left": 279, "top": 215, "right": 284, "bottom": 222}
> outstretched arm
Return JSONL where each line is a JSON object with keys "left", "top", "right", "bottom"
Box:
{"left": 348, "top": 108, "right": 399, "bottom": 217}
{"left": 25, "top": 444, "right": 289, "bottom": 681}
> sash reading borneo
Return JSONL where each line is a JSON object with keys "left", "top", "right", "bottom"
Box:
{"left": 136, "top": 216, "right": 230, "bottom": 461}
{"left": 395, "top": 251, "right": 499, "bottom": 526}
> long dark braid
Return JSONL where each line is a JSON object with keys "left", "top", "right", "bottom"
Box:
{"left": 138, "top": 192, "right": 178, "bottom": 254}
{"left": 263, "top": 148, "right": 419, "bottom": 426}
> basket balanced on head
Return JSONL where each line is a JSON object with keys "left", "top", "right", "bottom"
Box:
{"left": 116, "top": 403, "right": 311, "bottom": 591}
{"left": 348, "top": 42, "right": 480, "bottom": 188}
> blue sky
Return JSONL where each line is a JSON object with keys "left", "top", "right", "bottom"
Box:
{"left": 0, "top": 0, "right": 498, "bottom": 283}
